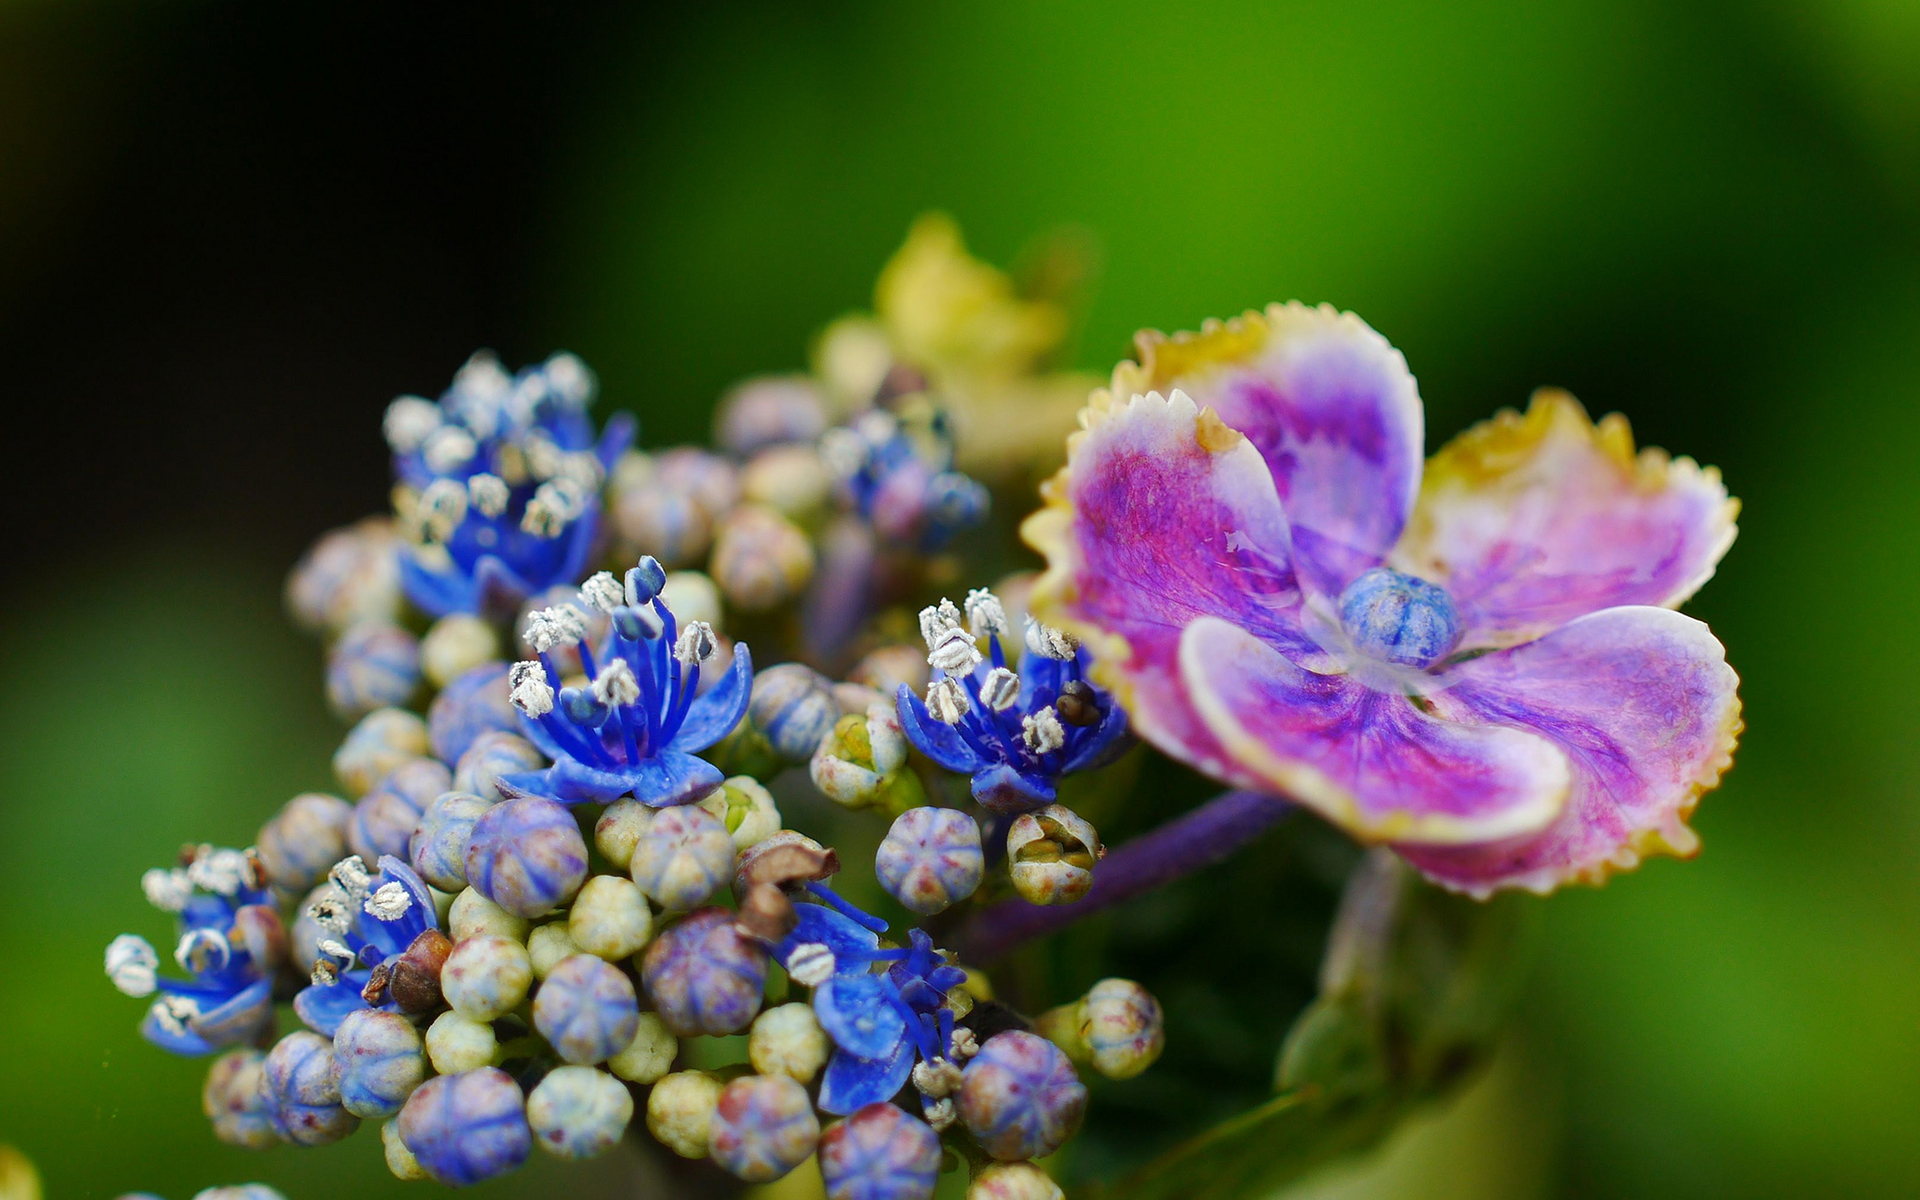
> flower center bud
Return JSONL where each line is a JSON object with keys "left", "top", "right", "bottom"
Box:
{"left": 1336, "top": 567, "right": 1462, "bottom": 669}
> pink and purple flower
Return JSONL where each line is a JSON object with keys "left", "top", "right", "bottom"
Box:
{"left": 1023, "top": 303, "right": 1741, "bottom": 894}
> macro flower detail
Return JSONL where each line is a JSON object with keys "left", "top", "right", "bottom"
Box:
{"left": 397, "top": 1067, "right": 533, "bottom": 1186}
{"left": 956, "top": 1031, "right": 1087, "bottom": 1161}
{"left": 817, "top": 1102, "right": 943, "bottom": 1200}
{"left": 895, "top": 592, "right": 1129, "bottom": 815}
{"left": 499, "top": 561, "right": 753, "bottom": 808}
{"left": 822, "top": 409, "right": 989, "bottom": 553}
{"left": 104, "top": 846, "right": 283, "bottom": 1056}
{"left": 1024, "top": 304, "right": 1742, "bottom": 893}
{"left": 388, "top": 350, "right": 635, "bottom": 618}
{"left": 291, "top": 854, "right": 445, "bottom": 1036}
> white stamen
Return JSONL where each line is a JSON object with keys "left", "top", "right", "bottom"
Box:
{"left": 328, "top": 856, "right": 371, "bottom": 901}
{"left": 579, "top": 572, "right": 624, "bottom": 613}
{"left": 922, "top": 1097, "right": 956, "bottom": 1132}
{"left": 520, "top": 495, "right": 563, "bottom": 537}
{"left": 1022, "top": 707, "right": 1066, "bottom": 755}
{"left": 141, "top": 868, "right": 192, "bottom": 913}
{"left": 105, "top": 935, "right": 159, "bottom": 997}
{"left": 926, "top": 677, "right": 969, "bottom": 725}
{"left": 918, "top": 599, "right": 964, "bottom": 649}
{"left": 364, "top": 881, "right": 414, "bottom": 922}
{"left": 978, "top": 667, "right": 1020, "bottom": 712}
{"left": 1024, "top": 618, "right": 1080, "bottom": 661}
{"left": 416, "top": 478, "right": 469, "bottom": 542}
{"left": 174, "top": 927, "right": 230, "bottom": 975}
{"left": 949, "top": 1027, "right": 980, "bottom": 1061}
{"left": 591, "top": 659, "right": 641, "bottom": 708}
{"left": 522, "top": 431, "right": 565, "bottom": 480}
{"left": 928, "top": 626, "right": 983, "bottom": 675}
{"left": 674, "top": 621, "right": 717, "bottom": 667}
{"left": 965, "top": 589, "right": 1009, "bottom": 638}
{"left": 522, "top": 604, "right": 588, "bottom": 652}
{"left": 318, "top": 938, "right": 354, "bottom": 965}
{"left": 311, "top": 959, "right": 340, "bottom": 988}
{"left": 306, "top": 888, "right": 351, "bottom": 934}
{"left": 467, "top": 472, "right": 510, "bottom": 517}
{"left": 186, "top": 847, "right": 252, "bottom": 896}
{"left": 454, "top": 351, "right": 511, "bottom": 403}
{"left": 785, "top": 942, "right": 836, "bottom": 988}
{"left": 556, "top": 451, "right": 605, "bottom": 492}
{"left": 382, "top": 396, "right": 442, "bottom": 453}
{"left": 150, "top": 994, "right": 200, "bottom": 1036}
{"left": 509, "top": 659, "right": 555, "bottom": 717}
{"left": 853, "top": 409, "right": 898, "bottom": 443}
{"left": 543, "top": 352, "right": 593, "bottom": 407}
{"left": 911, "top": 1057, "right": 963, "bottom": 1098}
{"left": 818, "top": 427, "right": 868, "bottom": 480}
{"left": 423, "top": 425, "right": 478, "bottom": 474}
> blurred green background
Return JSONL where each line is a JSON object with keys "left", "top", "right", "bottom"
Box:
{"left": 3, "top": 1, "right": 1917, "bottom": 1196}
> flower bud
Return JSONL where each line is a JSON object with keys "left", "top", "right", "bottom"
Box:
{"left": 968, "top": 1162, "right": 1064, "bottom": 1200}
{"left": 875, "top": 807, "right": 984, "bottom": 915}
{"left": 810, "top": 702, "right": 915, "bottom": 810}
{"left": 958, "top": 1031, "right": 1086, "bottom": 1162}
{"left": 409, "top": 791, "right": 495, "bottom": 892}
{"left": 711, "top": 505, "right": 815, "bottom": 612}
{"left": 397, "top": 1067, "right": 532, "bottom": 1186}
{"left": 382, "top": 1117, "right": 431, "bottom": 1180}
{"left": 286, "top": 517, "right": 402, "bottom": 636}
{"left": 465, "top": 797, "right": 589, "bottom": 918}
{"left": 348, "top": 757, "right": 451, "bottom": 864}
{"left": 661, "top": 569, "right": 724, "bottom": 627}
{"left": 441, "top": 935, "right": 533, "bottom": 1021}
{"left": 334, "top": 708, "right": 429, "bottom": 798}
{"left": 261, "top": 1031, "right": 359, "bottom": 1146}
{"left": 562, "top": 875, "right": 651, "bottom": 960}
{"left": 326, "top": 622, "right": 421, "bottom": 719}
{"left": 428, "top": 660, "right": 518, "bottom": 765}
{"left": 715, "top": 374, "right": 828, "bottom": 456}
{"left": 1006, "top": 805, "right": 1102, "bottom": 906}
{"left": 645, "top": 1070, "right": 724, "bottom": 1159}
{"left": 641, "top": 907, "right": 767, "bottom": 1036}
{"left": 850, "top": 643, "right": 931, "bottom": 696}
{"left": 332, "top": 1008, "right": 426, "bottom": 1119}
{"left": 449, "top": 887, "right": 529, "bottom": 943}
{"left": 749, "top": 663, "right": 840, "bottom": 764}
{"left": 533, "top": 954, "right": 641, "bottom": 1065}
{"left": 524, "top": 921, "right": 580, "bottom": 979}
{"left": 748, "top": 1002, "right": 831, "bottom": 1084}
{"left": 817, "top": 1103, "right": 942, "bottom": 1200}
{"left": 741, "top": 444, "right": 833, "bottom": 517}
{"left": 630, "top": 805, "right": 734, "bottom": 910}
{"left": 202, "top": 1049, "right": 275, "bottom": 1149}
{"left": 453, "top": 730, "right": 544, "bottom": 801}
{"left": 697, "top": 776, "right": 782, "bottom": 851}
{"left": 527, "top": 1065, "right": 633, "bottom": 1159}
{"left": 425, "top": 1011, "right": 498, "bottom": 1075}
{"left": 607, "top": 1011, "right": 678, "bottom": 1084}
{"left": 1079, "top": 979, "right": 1164, "bottom": 1080}
{"left": 256, "top": 793, "right": 353, "bottom": 892}
{"left": 710, "top": 1074, "right": 820, "bottom": 1183}
{"left": 420, "top": 613, "right": 502, "bottom": 688}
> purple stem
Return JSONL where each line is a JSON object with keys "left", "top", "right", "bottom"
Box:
{"left": 959, "top": 789, "right": 1293, "bottom": 963}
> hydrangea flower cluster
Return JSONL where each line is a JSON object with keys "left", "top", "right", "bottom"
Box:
{"left": 102, "top": 217, "right": 1739, "bottom": 1197}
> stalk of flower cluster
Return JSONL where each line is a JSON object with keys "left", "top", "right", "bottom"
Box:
{"left": 958, "top": 790, "right": 1293, "bottom": 963}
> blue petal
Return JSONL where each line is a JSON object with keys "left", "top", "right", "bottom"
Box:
{"left": 376, "top": 856, "right": 437, "bottom": 929}
{"left": 549, "top": 512, "right": 597, "bottom": 594}
{"left": 972, "top": 763, "right": 1056, "bottom": 814}
{"left": 597, "top": 412, "right": 638, "bottom": 467}
{"left": 895, "top": 686, "right": 985, "bottom": 774}
{"left": 515, "top": 710, "right": 568, "bottom": 762}
{"left": 619, "top": 751, "right": 725, "bottom": 809}
{"left": 471, "top": 554, "right": 535, "bottom": 617}
{"left": 140, "top": 1007, "right": 217, "bottom": 1056}
{"left": 399, "top": 552, "right": 472, "bottom": 619}
{"left": 496, "top": 768, "right": 566, "bottom": 803}
{"left": 668, "top": 643, "right": 754, "bottom": 752}
{"left": 293, "top": 978, "right": 372, "bottom": 1036}
{"left": 816, "top": 1038, "right": 916, "bottom": 1116}
{"left": 1063, "top": 701, "right": 1134, "bottom": 774}
{"left": 774, "top": 902, "right": 881, "bottom": 968}
{"left": 813, "top": 975, "right": 909, "bottom": 1059}
{"left": 187, "top": 978, "right": 275, "bottom": 1048}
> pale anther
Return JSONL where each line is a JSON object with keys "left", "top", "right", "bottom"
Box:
{"left": 964, "top": 589, "right": 1009, "bottom": 638}
{"left": 423, "top": 425, "right": 478, "bottom": 474}
{"left": 105, "top": 935, "right": 159, "bottom": 997}
{"left": 579, "top": 572, "right": 624, "bottom": 613}
{"left": 382, "top": 396, "right": 441, "bottom": 453}
{"left": 591, "top": 659, "right": 641, "bottom": 708}
{"left": 1022, "top": 706, "right": 1066, "bottom": 755}
{"left": 674, "top": 621, "right": 717, "bottom": 666}
{"left": 978, "top": 667, "right": 1020, "bottom": 712}
{"left": 785, "top": 942, "right": 836, "bottom": 987}
{"left": 926, "top": 677, "right": 969, "bottom": 725}
{"left": 928, "top": 625, "right": 983, "bottom": 675}
{"left": 466, "top": 472, "right": 510, "bottom": 517}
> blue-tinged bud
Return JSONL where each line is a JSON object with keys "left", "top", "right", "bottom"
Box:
{"left": 626, "top": 557, "right": 668, "bottom": 606}
{"left": 629, "top": 805, "right": 734, "bottom": 911}
{"left": 817, "top": 1102, "right": 942, "bottom": 1200}
{"left": 876, "top": 807, "right": 984, "bottom": 915}
{"left": 349, "top": 757, "right": 451, "bottom": 864}
{"left": 202, "top": 1049, "right": 276, "bottom": 1149}
{"left": 428, "top": 660, "right": 517, "bottom": 765}
{"left": 927, "top": 471, "right": 990, "bottom": 530}
{"left": 533, "top": 955, "right": 640, "bottom": 1065}
{"left": 640, "top": 907, "right": 766, "bottom": 1036}
{"left": 610, "top": 604, "right": 663, "bottom": 642}
{"left": 332, "top": 1008, "right": 426, "bottom": 1119}
{"left": 527, "top": 1065, "right": 633, "bottom": 1159}
{"left": 453, "top": 730, "right": 544, "bottom": 802}
{"left": 261, "top": 1031, "right": 359, "bottom": 1146}
{"left": 441, "top": 936, "right": 533, "bottom": 1022}
{"left": 397, "top": 1067, "right": 532, "bottom": 1186}
{"left": 1337, "top": 567, "right": 1462, "bottom": 670}
{"left": 749, "top": 664, "right": 840, "bottom": 764}
{"left": 711, "top": 506, "right": 815, "bottom": 612}
{"left": 709, "top": 1074, "right": 820, "bottom": 1183}
{"left": 1080, "top": 979, "right": 1164, "bottom": 1080}
{"left": 715, "top": 374, "right": 828, "bottom": 456}
{"left": 466, "top": 798, "right": 589, "bottom": 919}
{"left": 967, "top": 1163, "right": 1064, "bottom": 1200}
{"left": 326, "top": 622, "right": 422, "bottom": 719}
{"left": 409, "top": 791, "right": 495, "bottom": 892}
{"left": 957, "top": 1031, "right": 1086, "bottom": 1162}
{"left": 286, "top": 517, "right": 403, "bottom": 636}
{"left": 256, "top": 793, "right": 353, "bottom": 892}
{"left": 334, "top": 708, "right": 430, "bottom": 798}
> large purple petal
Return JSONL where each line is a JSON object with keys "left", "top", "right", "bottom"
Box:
{"left": 1112, "top": 303, "right": 1424, "bottom": 596}
{"left": 1393, "top": 391, "right": 1738, "bottom": 648}
{"left": 1397, "top": 606, "right": 1740, "bottom": 895}
{"left": 817, "top": 1039, "right": 915, "bottom": 1116}
{"left": 1178, "top": 616, "right": 1570, "bottom": 844}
